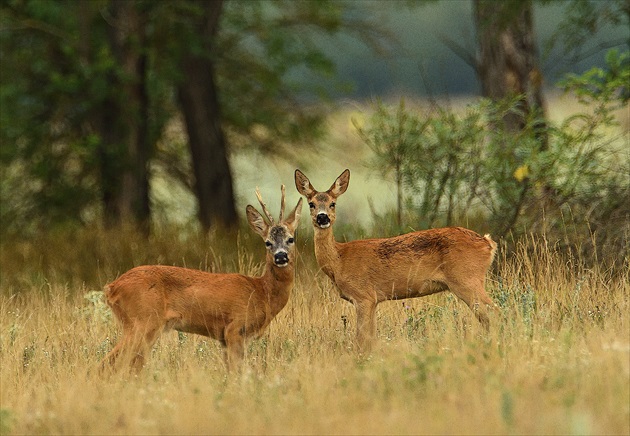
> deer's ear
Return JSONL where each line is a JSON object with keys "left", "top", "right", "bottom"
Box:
{"left": 328, "top": 169, "right": 350, "bottom": 197}
{"left": 295, "top": 169, "right": 315, "bottom": 197}
{"left": 284, "top": 198, "right": 303, "bottom": 232}
{"left": 246, "top": 205, "right": 268, "bottom": 237}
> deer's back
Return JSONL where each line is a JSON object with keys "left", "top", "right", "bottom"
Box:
{"left": 333, "top": 227, "right": 495, "bottom": 298}
{"left": 105, "top": 265, "right": 260, "bottom": 315}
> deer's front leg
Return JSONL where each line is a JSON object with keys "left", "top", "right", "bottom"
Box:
{"left": 354, "top": 297, "right": 377, "bottom": 355}
{"left": 224, "top": 323, "right": 246, "bottom": 372}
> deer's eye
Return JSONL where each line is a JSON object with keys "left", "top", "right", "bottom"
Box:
{"left": 265, "top": 241, "right": 272, "bottom": 248}
{"left": 287, "top": 237, "right": 294, "bottom": 244}
{"left": 330, "top": 202, "right": 336, "bottom": 208}
{"left": 308, "top": 202, "right": 315, "bottom": 209}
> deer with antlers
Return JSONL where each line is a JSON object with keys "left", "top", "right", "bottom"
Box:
{"left": 295, "top": 169, "right": 497, "bottom": 352}
{"left": 101, "top": 186, "right": 302, "bottom": 372}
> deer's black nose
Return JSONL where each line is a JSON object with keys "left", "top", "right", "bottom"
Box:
{"left": 316, "top": 213, "right": 330, "bottom": 226}
{"left": 274, "top": 252, "right": 288, "bottom": 266}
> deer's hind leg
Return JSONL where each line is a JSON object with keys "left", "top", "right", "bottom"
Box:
{"left": 447, "top": 277, "right": 497, "bottom": 331}
{"left": 101, "top": 296, "right": 167, "bottom": 374}
{"left": 101, "top": 320, "right": 164, "bottom": 373}
{"left": 128, "top": 322, "right": 164, "bottom": 371}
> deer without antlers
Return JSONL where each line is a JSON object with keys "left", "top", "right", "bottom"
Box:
{"left": 295, "top": 169, "right": 497, "bottom": 352}
{"left": 101, "top": 186, "right": 302, "bottom": 372}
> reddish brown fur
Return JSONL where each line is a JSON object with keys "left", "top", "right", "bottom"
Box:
{"left": 295, "top": 169, "right": 497, "bottom": 352}
{"left": 101, "top": 188, "right": 302, "bottom": 373}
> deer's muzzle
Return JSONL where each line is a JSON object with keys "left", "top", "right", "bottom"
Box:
{"left": 274, "top": 251, "right": 289, "bottom": 267}
{"left": 316, "top": 213, "right": 330, "bottom": 228}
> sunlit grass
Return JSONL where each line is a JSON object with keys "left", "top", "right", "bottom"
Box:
{"left": 1, "top": 227, "right": 628, "bottom": 434}
{"left": 1, "top": 94, "right": 628, "bottom": 434}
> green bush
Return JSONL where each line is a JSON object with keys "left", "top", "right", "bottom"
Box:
{"left": 355, "top": 50, "right": 629, "bottom": 269}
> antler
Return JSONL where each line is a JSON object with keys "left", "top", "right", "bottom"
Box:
{"left": 255, "top": 187, "right": 275, "bottom": 225}
{"left": 279, "top": 184, "right": 286, "bottom": 222}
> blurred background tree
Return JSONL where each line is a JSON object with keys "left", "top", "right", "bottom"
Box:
{"left": 0, "top": 0, "right": 386, "bottom": 234}
{"left": 0, "top": 0, "right": 627, "bottom": 253}
{"left": 354, "top": 0, "right": 627, "bottom": 267}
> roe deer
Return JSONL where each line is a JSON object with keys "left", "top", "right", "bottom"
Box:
{"left": 295, "top": 169, "right": 497, "bottom": 352}
{"left": 101, "top": 186, "right": 302, "bottom": 372}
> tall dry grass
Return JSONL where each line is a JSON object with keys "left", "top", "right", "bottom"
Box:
{"left": 0, "top": 226, "right": 628, "bottom": 435}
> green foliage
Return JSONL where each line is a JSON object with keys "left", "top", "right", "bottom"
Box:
{"left": 550, "top": 48, "right": 630, "bottom": 261}
{"left": 75, "top": 290, "right": 111, "bottom": 324}
{"left": 355, "top": 99, "right": 424, "bottom": 183}
{"left": 214, "top": 0, "right": 344, "bottom": 151}
{"left": 548, "top": 0, "right": 629, "bottom": 63}
{"left": 355, "top": 50, "right": 628, "bottom": 266}
{"left": 356, "top": 100, "right": 486, "bottom": 230}
{"left": 354, "top": 99, "right": 430, "bottom": 228}
{"left": 0, "top": 0, "right": 381, "bottom": 235}
{"left": 494, "top": 276, "right": 537, "bottom": 336}
{"left": 560, "top": 49, "right": 630, "bottom": 106}
{"left": 0, "top": 0, "right": 110, "bottom": 231}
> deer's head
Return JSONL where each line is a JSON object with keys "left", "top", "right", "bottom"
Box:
{"left": 247, "top": 185, "right": 302, "bottom": 268}
{"left": 294, "top": 169, "right": 350, "bottom": 230}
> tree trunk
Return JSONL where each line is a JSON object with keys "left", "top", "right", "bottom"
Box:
{"left": 474, "top": 0, "right": 547, "bottom": 142}
{"left": 100, "top": 0, "right": 151, "bottom": 230}
{"left": 474, "top": 0, "right": 549, "bottom": 236}
{"left": 395, "top": 159, "right": 402, "bottom": 229}
{"left": 177, "top": 0, "right": 237, "bottom": 231}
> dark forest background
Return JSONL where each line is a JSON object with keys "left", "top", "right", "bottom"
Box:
{"left": 1, "top": 0, "right": 628, "bottom": 270}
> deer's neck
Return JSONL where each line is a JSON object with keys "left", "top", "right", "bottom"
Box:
{"left": 261, "top": 261, "right": 294, "bottom": 313}
{"left": 313, "top": 227, "right": 340, "bottom": 280}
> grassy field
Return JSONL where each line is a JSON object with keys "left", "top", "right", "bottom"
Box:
{"left": 1, "top": 226, "right": 628, "bottom": 435}
{"left": 1, "top": 94, "right": 628, "bottom": 434}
